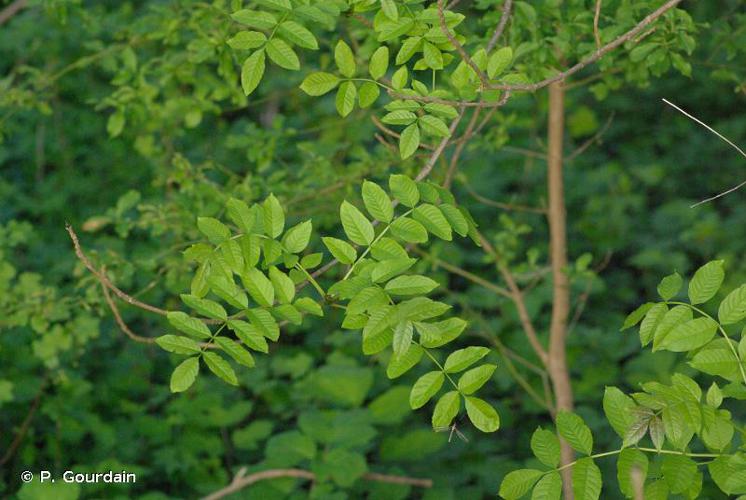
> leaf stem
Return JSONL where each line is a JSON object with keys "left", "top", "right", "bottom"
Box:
{"left": 343, "top": 208, "right": 413, "bottom": 280}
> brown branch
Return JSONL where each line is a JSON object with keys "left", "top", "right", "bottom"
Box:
{"left": 414, "top": 248, "right": 511, "bottom": 299}
{"left": 459, "top": 178, "right": 546, "bottom": 214}
{"left": 487, "top": 0, "right": 683, "bottom": 91}
{"left": 66, "top": 224, "right": 169, "bottom": 316}
{"left": 0, "top": 380, "right": 45, "bottom": 466}
{"left": 437, "top": 0, "right": 490, "bottom": 90}
{"left": 0, "top": 0, "right": 28, "bottom": 26}
{"left": 444, "top": 107, "right": 481, "bottom": 188}
{"left": 100, "top": 276, "right": 156, "bottom": 344}
{"left": 486, "top": 0, "right": 514, "bottom": 52}
{"left": 415, "top": 107, "right": 466, "bottom": 181}
{"left": 565, "top": 112, "right": 614, "bottom": 162}
{"left": 593, "top": 0, "right": 603, "bottom": 49}
{"left": 203, "top": 467, "right": 432, "bottom": 500}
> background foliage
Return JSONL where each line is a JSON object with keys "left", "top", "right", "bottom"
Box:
{"left": 1, "top": 0, "right": 744, "bottom": 498}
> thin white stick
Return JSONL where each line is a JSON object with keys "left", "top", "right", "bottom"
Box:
{"left": 661, "top": 98, "right": 746, "bottom": 207}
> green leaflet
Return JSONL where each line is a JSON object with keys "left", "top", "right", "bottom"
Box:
{"left": 322, "top": 236, "right": 357, "bottom": 264}
{"left": 573, "top": 457, "right": 602, "bottom": 500}
{"left": 556, "top": 411, "right": 593, "bottom": 455}
{"left": 180, "top": 294, "right": 227, "bottom": 320}
{"left": 661, "top": 454, "right": 697, "bottom": 494}
{"left": 347, "top": 286, "right": 388, "bottom": 315}
{"left": 464, "top": 396, "right": 499, "bottom": 432}
{"left": 655, "top": 316, "right": 718, "bottom": 352}
{"left": 197, "top": 216, "right": 230, "bottom": 244}
{"left": 300, "top": 72, "right": 340, "bottom": 96}
{"left": 241, "top": 49, "right": 266, "bottom": 96}
{"left": 657, "top": 271, "right": 683, "bottom": 300}
{"left": 361, "top": 180, "right": 393, "bottom": 223}
{"left": 499, "top": 469, "right": 543, "bottom": 500}
{"left": 415, "top": 318, "right": 466, "bottom": 348}
{"left": 431, "top": 390, "right": 460, "bottom": 428}
{"left": 616, "top": 449, "right": 648, "bottom": 498}
{"left": 386, "top": 342, "right": 422, "bottom": 378}
{"left": 390, "top": 217, "right": 428, "bottom": 243}
{"left": 203, "top": 351, "right": 239, "bottom": 385}
{"left": 335, "top": 81, "right": 357, "bottom": 117}
{"left": 371, "top": 258, "right": 415, "bottom": 283}
{"left": 277, "top": 21, "right": 317, "bottom": 50}
{"left": 266, "top": 38, "right": 300, "bottom": 70}
{"left": 334, "top": 39, "right": 355, "bottom": 77}
{"left": 263, "top": 194, "right": 285, "bottom": 238}
{"left": 228, "top": 320, "right": 269, "bottom": 353}
{"left": 457, "top": 364, "right": 496, "bottom": 394}
{"left": 718, "top": 284, "right": 746, "bottom": 325}
{"left": 246, "top": 308, "right": 280, "bottom": 341}
{"left": 409, "top": 371, "right": 444, "bottom": 409}
{"left": 530, "top": 427, "right": 560, "bottom": 468}
{"left": 215, "top": 337, "right": 255, "bottom": 367}
{"left": 282, "top": 220, "right": 312, "bottom": 254}
{"left": 369, "top": 46, "right": 389, "bottom": 79}
{"left": 688, "top": 260, "right": 724, "bottom": 304}
{"left": 443, "top": 346, "right": 490, "bottom": 373}
{"left": 385, "top": 275, "right": 439, "bottom": 296}
{"left": 170, "top": 357, "right": 200, "bottom": 393}
{"left": 340, "top": 200, "right": 375, "bottom": 246}
{"left": 242, "top": 267, "right": 275, "bottom": 307}
{"left": 487, "top": 46, "right": 513, "bottom": 78}
{"left": 438, "top": 204, "right": 469, "bottom": 236}
{"left": 156, "top": 335, "right": 201, "bottom": 355}
{"left": 399, "top": 123, "right": 420, "bottom": 159}
{"left": 413, "top": 203, "right": 452, "bottom": 240}
{"left": 358, "top": 81, "right": 380, "bottom": 108}
{"left": 269, "top": 266, "right": 295, "bottom": 304}
{"left": 167, "top": 311, "right": 212, "bottom": 340}
{"left": 391, "top": 320, "right": 414, "bottom": 358}
{"left": 226, "top": 198, "right": 256, "bottom": 234}
{"left": 370, "top": 237, "right": 408, "bottom": 261}
{"left": 602, "top": 386, "right": 637, "bottom": 439}
{"left": 531, "top": 472, "right": 561, "bottom": 500}
{"left": 389, "top": 174, "right": 420, "bottom": 207}
{"left": 639, "top": 302, "right": 668, "bottom": 347}
{"left": 227, "top": 30, "right": 267, "bottom": 50}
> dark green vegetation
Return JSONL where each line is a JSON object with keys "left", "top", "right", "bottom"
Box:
{"left": 1, "top": 1, "right": 745, "bottom": 498}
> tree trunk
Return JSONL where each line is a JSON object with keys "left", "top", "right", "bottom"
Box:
{"left": 547, "top": 80, "right": 575, "bottom": 499}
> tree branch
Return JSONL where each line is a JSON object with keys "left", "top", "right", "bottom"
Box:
{"left": 202, "top": 467, "right": 432, "bottom": 500}
{"left": 486, "top": 0, "right": 513, "bottom": 52}
{"left": 437, "top": 0, "right": 490, "bottom": 90}
{"left": 0, "top": 379, "right": 45, "bottom": 466}
{"left": 0, "top": 0, "right": 28, "bottom": 26}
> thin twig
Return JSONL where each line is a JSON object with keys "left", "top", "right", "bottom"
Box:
{"left": 0, "top": 0, "right": 28, "bottom": 26}
{"left": 415, "top": 248, "right": 511, "bottom": 298}
{"left": 0, "top": 380, "right": 45, "bottom": 466}
{"left": 593, "top": 0, "right": 603, "bottom": 49}
{"left": 415, "top": 107, "right": 466, "bottom": 181}
{"left": 437, "top": 0, "right": 490, "bottom": 90}
{"left": 486, "top": 0, "right": 514, "bottom": 52}
{"left": 459, "top": 177, "right": 546, "bottom": 214}
{"left": 661, "top": 99, "right": 746, "bottom": 207}
{"left": 202, "top": 468, "right": 432, "bottom": 500}
{"left": 444, "top": 107, "right": 481, "bottom": 188}
{"left": 565, "top": 112, "right": 615, "bottom": 162}
{"left": 100, "top": 275, "right": 156, "bottom": 344}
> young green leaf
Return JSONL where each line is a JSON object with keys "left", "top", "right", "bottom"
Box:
{"left": 156, "top": 335, "right": 202, "bottom": 355}
{"left": 358, "top": 81, "right": 380, "bottom": 108}
{"left": 231, "top": 10, "right": 277, "bottom": 30}
{"left": 226, "top": 198, "right": 256, "bottom": 234}
{"left": 347, "top": 286, "right": 388, "bottom": 315}
{"left": 392, "top": 320, "right": 414, "bottom": 358}
{"left": 531, "top": 427, "right": 561, "bottom": 468}
{"left": 334, "top": 40, "right": 355, "bottom": 77}
{"left": 617, "top": 449, "right": 649, "bottom": 498}
{"left": 621, "top": 302, "right": 654, "bottom": 331}
{"left": 602, "top": 386, "right": 637, "bottom": 439}
{"left": 390, "top": 217, "right": 428, "bottom": 243}
{"left": 438, "top": 204, "right": 469, "bottom": 236}
{"left": 371, "top": 237, "right": 409, "bottom": 260}
{"left": 197, "top": 217, "right": 230, "bottom": 244}
{"left": 263, "top": 194, "right": 285, "bottom": 238}
{"left": 399, "top": 123, "right": 420, "bottom": 159}
{"left": 572, "top": 457, "right": 602, "bottom": 500}
{"left": 396, "top": 36, "right": 422, "bottom": 64}
{"left": 269, "top": 266, "right": 295, "bottom": 304}
{"left": 335, "top": 81, "right": 357, "bottom": 117}
{"left": 203, "top": 351, "right": 239, "bottom": 385}
{"left": 167, "top": 311, "right": 212, "bottom": 340}
{"left": 266, "top": 38, "right": 300, "bottom": 70}
{"left": 371, "top": 258, "right": 415, "bottom": 283}
{"left": 718, "top": 284, "right": 746, "bottom": 325}
{"left": 209, "top": 276, "right": 249, "bottom": 309}
{"left": 416, "top": 318, "right": 467, "bottom": 348}
{"left": 180, "top": 294, "right": 228, "bottom": 320}
{"left": 362, "top": 180, "right": 394, "bottom": 223}
{"left": 431, "top": 390, "right": 460, "bottom": 428}
{"left": 215, "top": 337, "right": 255, "bottom": 367}
{"left": 369, "top": 46, "right": 389, "bottom": 79}
{"left": 639, "top": 302, "right": 668, "bottom": 347}
{"left": 531, "top": 472, "right": 561, "bottom": 500}
{"left": 242, "top": 267, "right": 275, "bottom": 307}
{"left": 413, "top": 203, "right": 452, "bottom": 240}
{"left": 655, "top": 316, "right": 718, "bottom": 352}
{"left": 385, "top": 275, "right": 438, "bottom": 296}
{"left": 386, "top": 342, "right": 422, "bottom": 378}
{"left": 170, "top": 357, "right": 200, "bottom": 393}
{"left": 282, "top": 220, "right": 312, "bottom": 254}
{"left": 499, "top": 469, "right": 543, "bottom": 500}
{"left": 487, "top": 47, "right": 513, "bottom": 78}
{"left": 391, "top": 66, "right": 408, "bottom": 89}
{"left": 418, "top": 115, "right": 450, "bottom": 137}
{"left": 241, "top": 50, "right": 266, "bottom": 96}
{"left": 688, "top": 260, "right": 725, "bottom": 304}
{"left": 465, "top": 396, "right": 499, "bottom": 432}
{"left": 380, "top": 0, "right": 398, "bottom": 20}
{"left": 389, "top": 174, "right": 420, "bottom": 207}
{"left": 657, "top": 271, "right": 683, "bottom": 300}
{"left": 662, "top": 454, "right": 697, "bottom": 494}
{"left": 409, "top": 371, "right": 444, "bottom": 409}
{"left": 340, "top": 200, "right": 375, "bottom": 245}
{"left": 322, "top": 236, "right": 357, "bottom": 264}
{"left": 228, "top": 319, "right": 269, "bottom": 353}
{"left": 294, "top": 297, "right": 324, "bottom": 317}
{"left": 277, "top": 21, "right": 318, "bottom": 49}
{"left": 556, "top": 411, "right": 593, "bottom": 455}
{"left": 443, "top": 346, "right": 490, "bottom": 373}
{"left": 422, "top": 41, "right": 443, "bottom": 69}
{"left": 227, "top": 31, "right": 267, "bottom": 50}
{"left": 300, "top": 72, "right": 340, "bottom": 96}
{"left": 457, "top": 364, "right": 496, "bottom": 394}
